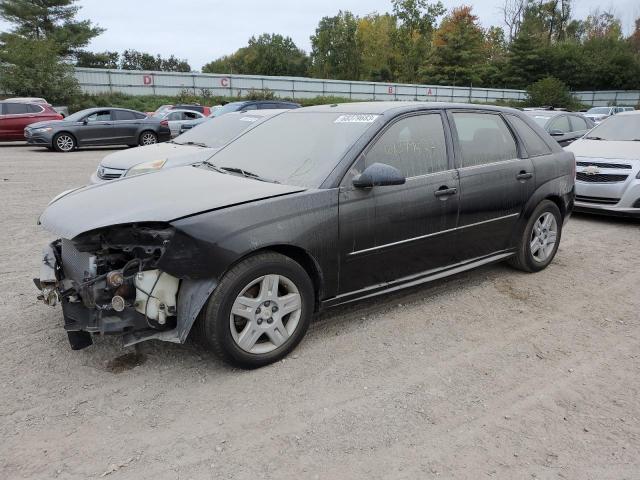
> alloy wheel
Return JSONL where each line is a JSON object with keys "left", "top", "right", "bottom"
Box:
{"left": 141, "top": 132, "right": 157, "bottom": 145}
{"left": 229, "top": 274, "right": 302, "bottom": 354}
{"left": 56, "top": 135, "right": 74, "bottom": 152}
{"left": 530, "top": 212, "right": 558, "bottom": 262}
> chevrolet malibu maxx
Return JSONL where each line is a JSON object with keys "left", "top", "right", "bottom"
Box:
{"left": 36, "top": 103, "right": 575, "bottom": 368}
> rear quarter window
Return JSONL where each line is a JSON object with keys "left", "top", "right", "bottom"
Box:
{"left": 114, "top": 110, "right": 137, "bottom": 121}
{"left": 507, "top": 115, "right": 552, "bottom": 157}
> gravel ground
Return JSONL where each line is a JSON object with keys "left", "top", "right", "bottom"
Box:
{"left": 1, "top": 143, "right": 639, "bottom": 480}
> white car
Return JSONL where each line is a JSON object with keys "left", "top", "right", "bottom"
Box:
{"left": 90, "top": 109, "right": 289, "bottom": 183}
{"left": 161, "top": 109, "right": 206, "bottom": 137}
{"left": 584, "top": 106, "right": 625, "bottom": 124}
{"left": 566, "top": 111, "right": 640, "bottom": 218}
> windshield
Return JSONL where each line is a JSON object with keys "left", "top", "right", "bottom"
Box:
{"left": 211, "top": 102, "right": 244, "bottom": 117}
{"left": 174, "top": 113, "right": 271, "bottom": 148}
{"left": 206, "top": 111, "right": 379, "bottom": 187}
{"left": 587, "top": 107, "right": 611, "bottom": 115}
{"left": 586, "top": 115, "right": 640, "bottom": 141}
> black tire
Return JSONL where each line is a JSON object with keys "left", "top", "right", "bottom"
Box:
{"left": 195, "top": 252, "right": 314, "bottom": 369}
{"left": 138, "top": 131, "right": 158, "bottom": 146}
{"left": 52, "top": 132, "right": 76, "bottom": 152}
{"left": 509, "top": 200, "right": 562, "bottom": 272}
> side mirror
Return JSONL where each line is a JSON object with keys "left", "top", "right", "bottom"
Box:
{"left": 549, "top": 129, "right": 564, "bottom": 136}
{"left": 352, "top": 162, "right": 406, "bottom": 189}
{"left": 82, "top": 119, "right": 88, "bottom": 125}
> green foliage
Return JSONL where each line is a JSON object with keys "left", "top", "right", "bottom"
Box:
{"left": 392, "top": 0, "right": 445, "bottom": 82}
{"left": 310, "top": 11, "right": 361, "bottom": 80}
{"left": 75, "top": 50, "right": 191, "bottom": 72}
{"left": 243, "top": 89, "right": 277, "bottom": 101}
{"left": 76, "top": 50, "right": 120, "bottom": 69}
{"left": 0, "top": 36, "right": 80, "bottom": 104}
{"left": 120, "top": 50, "right": 191, "bottom": 72}
{"left": 525, "top": 76, "right": 575, "bottom": 108}
{"left": 203, "top": 34, "right": 308, "bottom": 77}
{"left": 0, "top": 0, "right": 102, "bottom": 57}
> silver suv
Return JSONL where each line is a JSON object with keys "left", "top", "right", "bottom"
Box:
{"left": 566, "top": 111, "right": 640, "bottom": 217}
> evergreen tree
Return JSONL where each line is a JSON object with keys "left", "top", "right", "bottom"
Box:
{"left": 422, "top": 6, "right": 485, "bottom": 86}
{"left": 0, "top": 0, "right": 103, "bottom": 57}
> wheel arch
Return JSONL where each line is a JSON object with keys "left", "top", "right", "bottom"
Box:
{"left": 241, "top": 244, "right": 324, "bottom": 312}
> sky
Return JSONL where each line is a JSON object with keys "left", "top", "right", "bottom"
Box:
{"left": 1, "top": 0, "right": 638, "bottom": 70}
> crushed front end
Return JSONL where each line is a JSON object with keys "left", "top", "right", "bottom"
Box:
{"left": 35, "top": 224, "right": 181, "bottom": 350}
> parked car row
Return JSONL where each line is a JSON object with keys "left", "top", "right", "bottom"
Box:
{"left": 36, "top": 101, "right": 577, "bottom": 368}
{"left": 0, "top": 99, "right": 301, "bottom": 151}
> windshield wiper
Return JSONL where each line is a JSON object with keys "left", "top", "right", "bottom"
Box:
{"left": 200, "top": 162, "right": 227, "bottom": 174}
{"left": 219, "top": 166, "right": 279, "bottom": 183}
{"left": 584, "top": 136, "right": 604, "bottom": 140}
{"left": 174, "top": 141, "right": 208, "bottom": 148}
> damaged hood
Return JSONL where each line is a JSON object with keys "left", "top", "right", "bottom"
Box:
{"left": 101, "top": 142, "right": 217, "bottom": 170}
{"left": 40, "top": 165, "right": 306, "bottom": 239}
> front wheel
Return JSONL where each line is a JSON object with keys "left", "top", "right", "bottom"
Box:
{"left": 53, "top": 133, "right": 76, "bottom": 152}
{"left": 509, "top": 200, "right": 562, "bottom": 272}
{"left": 139, "top": 131, "right": 158, "bottom": 146}
{"left": 195, "top": 252, "right": 314, "bottom": 369}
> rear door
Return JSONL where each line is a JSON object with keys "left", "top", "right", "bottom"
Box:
{"left": 112, "top": 110, "right": 142, "bottom": 144}
{"left": 1, "top": 103, "right": 33, "bottom": 139}
{"left": 338, "top": 111, "right": 460, "bottom": 294}
{"left": 449, "top": 109, "right": 534, "bottom": 261}
{"left": 77, "top": 110, "right": 114, "bottom": 145}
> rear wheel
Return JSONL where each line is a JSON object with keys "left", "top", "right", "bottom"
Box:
{"left": 139, "top": 131, "right": 157, "bottom": 146}
{"left": 195, "top": 252, "right": 314, "bottom": 369}
{"left": 509, "top": 200, "right": 562, "bottom": 272}
{"left": 53, "top": 133, "right": 76, "bottom": 152}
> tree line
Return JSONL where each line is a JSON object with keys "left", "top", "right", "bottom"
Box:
{"left": 203, "top": 0, "right": 640, "bottom": 91}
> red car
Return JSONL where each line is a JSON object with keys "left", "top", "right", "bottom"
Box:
{"left": 0, "top": 101, "right": 63, "bottom": 141}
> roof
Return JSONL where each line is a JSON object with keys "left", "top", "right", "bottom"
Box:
{"left": 296, "top": 101, "right": 519, "bottom": 115}
{"left": 522, "top": 110, "right": 565, "bottom": 117}
{"left": 225, "top": 109, "right": 291, "bottom": 117}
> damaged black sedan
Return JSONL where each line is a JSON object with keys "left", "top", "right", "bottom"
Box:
{"left": 37, "top": 102, "right": 574, "bottom": 368}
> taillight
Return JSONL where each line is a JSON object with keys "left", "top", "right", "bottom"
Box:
{"left": 160, "top": 120, "right": 169, "bottom": 127}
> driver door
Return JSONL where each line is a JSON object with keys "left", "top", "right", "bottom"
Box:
{"left": 338, "top": 112, "right": 460, "bottom": 294}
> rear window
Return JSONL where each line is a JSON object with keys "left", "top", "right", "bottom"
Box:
{"left": 451, "top": 112, "right": 518, "bottom": 167}
{"left": 507, "top": 115, "right": 552, "bottom": 157}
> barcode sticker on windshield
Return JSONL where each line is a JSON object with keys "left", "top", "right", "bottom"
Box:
{"left": 334, "top": 114, "right": 378, "bottom": 124}
{"left": 239, "top": 116, "right": 259, "bottom": 122}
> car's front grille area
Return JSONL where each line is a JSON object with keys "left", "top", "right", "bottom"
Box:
{"left": 576, "top": 161, "right": 632, "bottom": 169}
{"left": 576, "top": 172, "right": 628, "bottom": 183}
{"left": 575, "top": 195, "right": 620, "bottom": 205}
{"left": 97, "top": 166, "right": 126, "bottom": 180}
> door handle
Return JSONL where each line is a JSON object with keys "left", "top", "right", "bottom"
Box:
{"left": 516, "top": 171, "right": 533, "bottom": 181}
{"left": 434, "top": 186, "right": 457, "bottom": 198}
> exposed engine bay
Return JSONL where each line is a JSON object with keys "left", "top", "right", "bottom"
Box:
{"left": 36, "top": 224, "right": 183, "bottom": 349}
